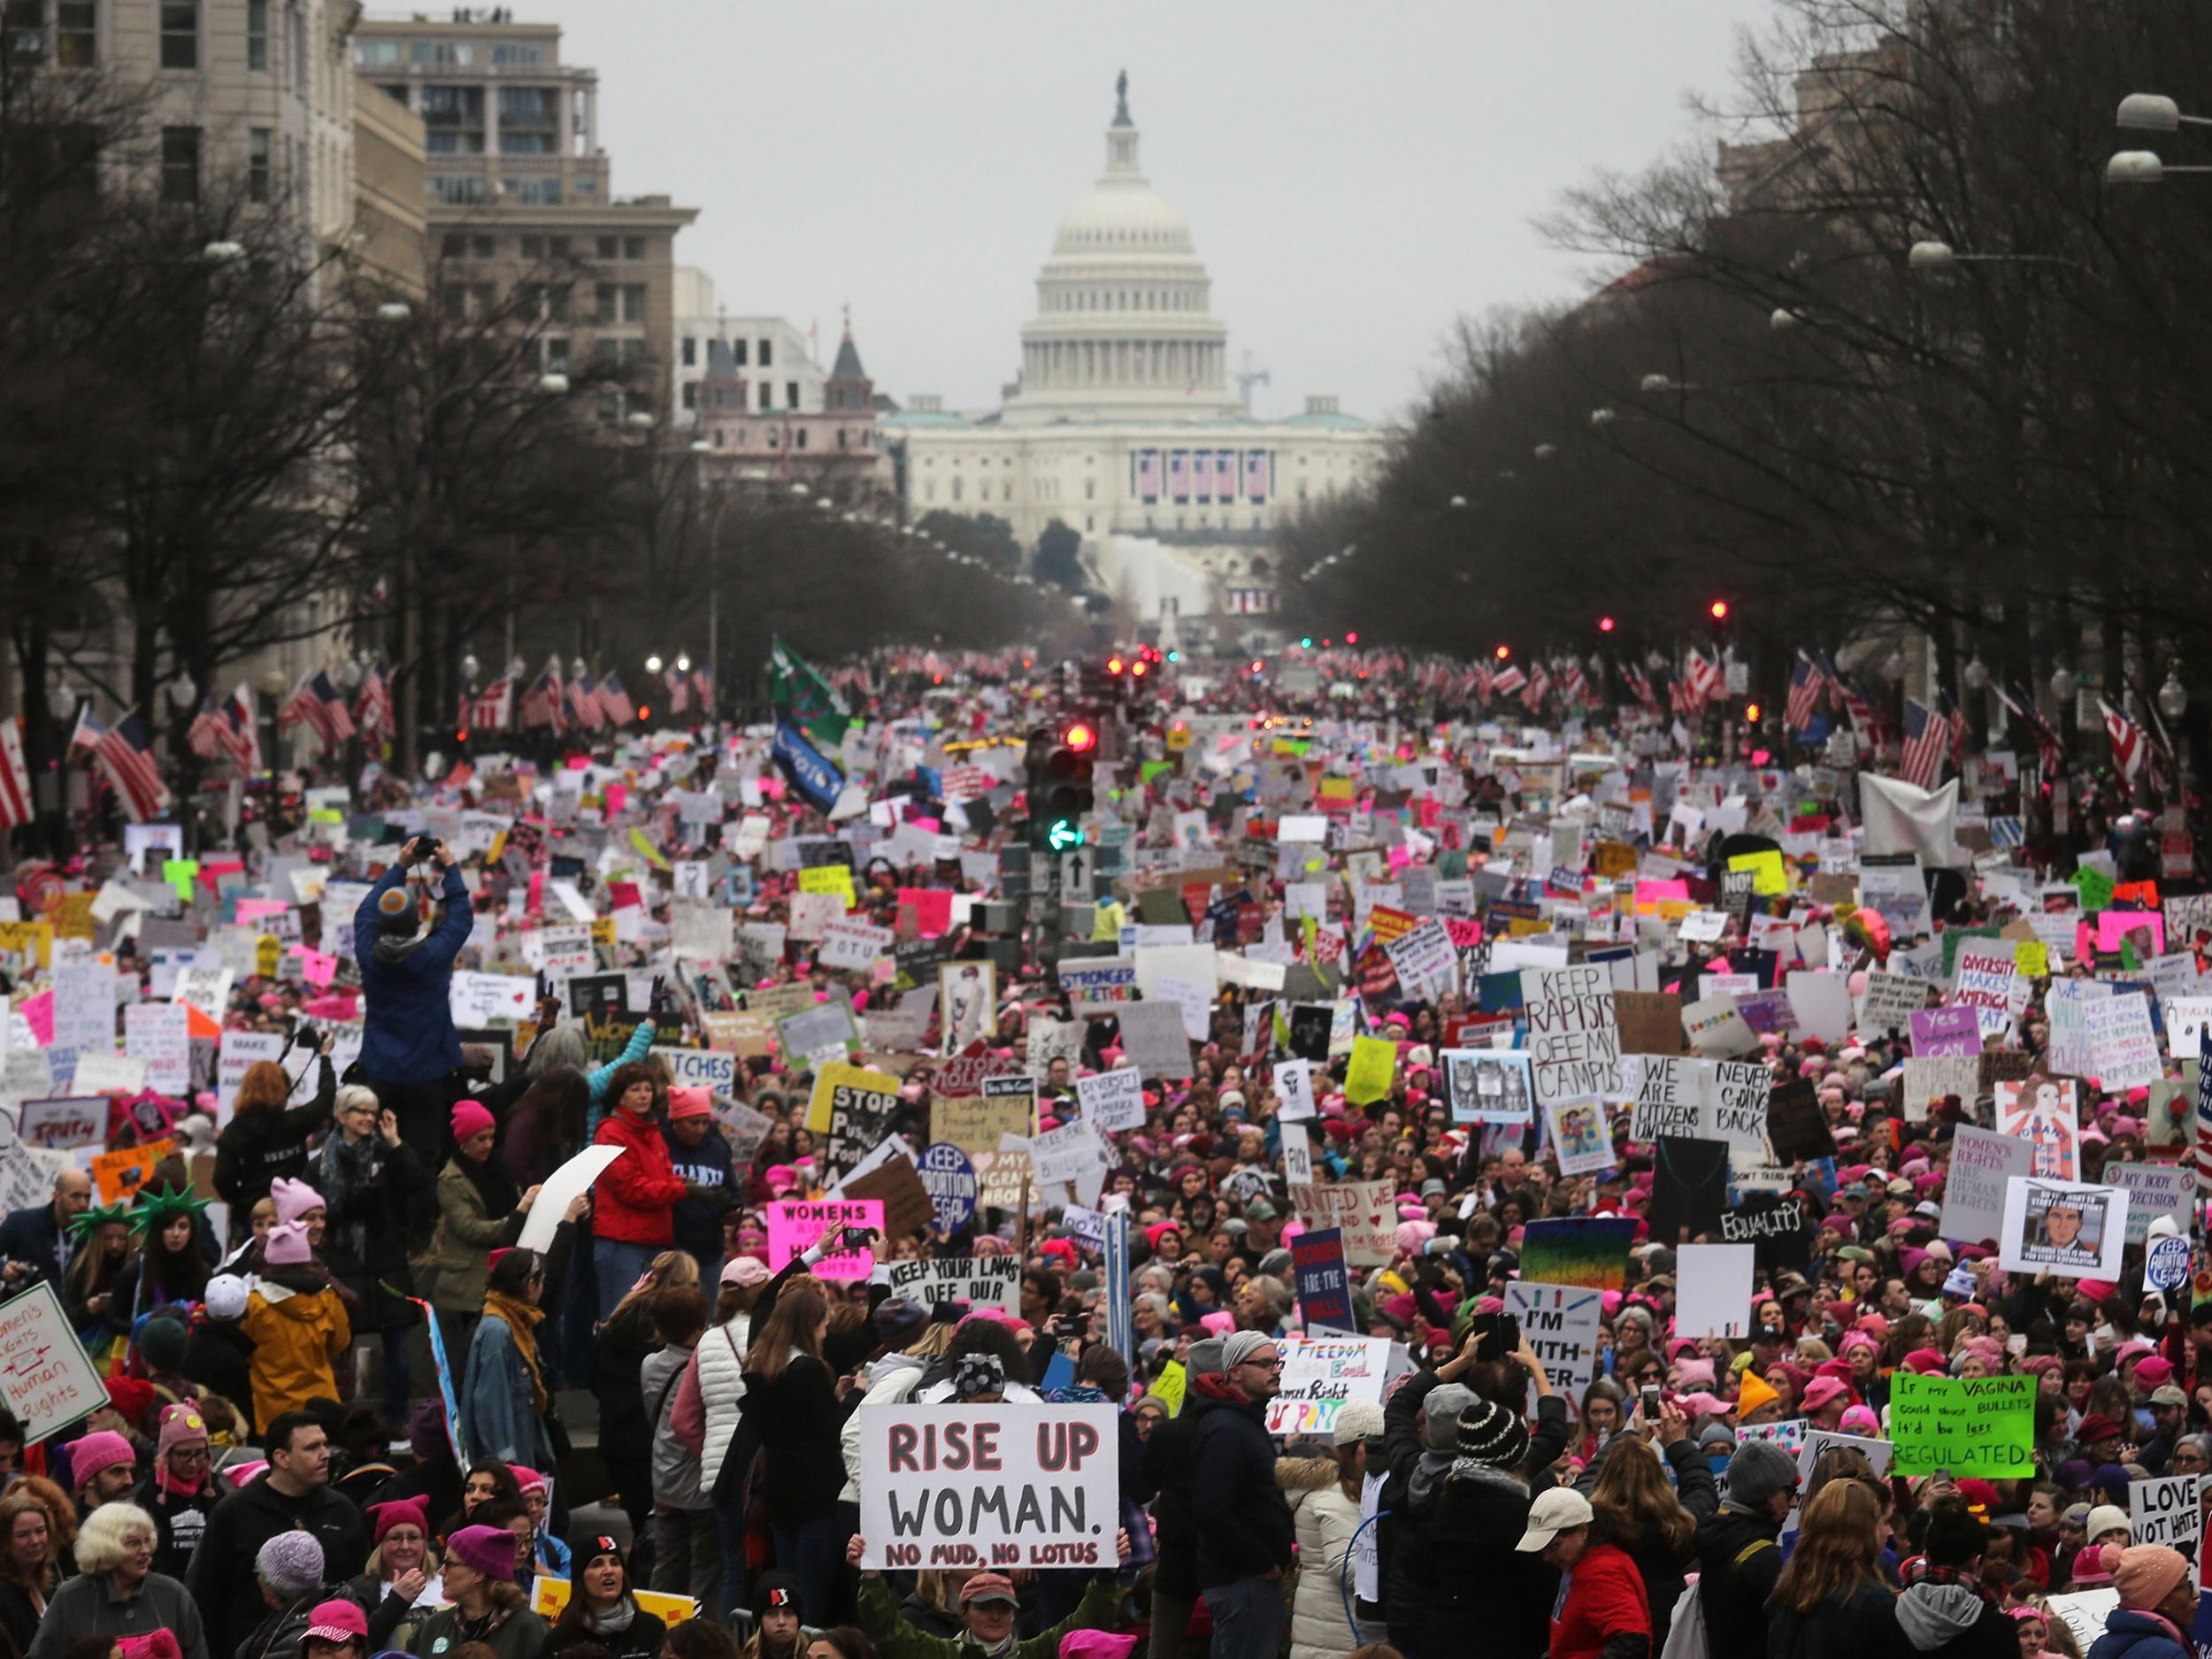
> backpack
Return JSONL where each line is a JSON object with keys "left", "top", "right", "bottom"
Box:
{"left": 1661, "top": 1576, "right": 1708, "bottom": 1659}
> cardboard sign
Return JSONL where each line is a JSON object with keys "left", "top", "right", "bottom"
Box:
{"left": 90, "top": 1139, "right": 173, "bottom": 1204}
{"left": 1999, "top": 1177, "right": 2128, "bottom": 1279}
{"left": 2131, "top": 1474, "right": 2200, "bottom": 1550}
{"left": 841, "top": 1155, "right": 934, "bottom": 1240}
{"left": 1546, "top": 1097, "right": 1617, "bottom": 1178}
{"left": 1909, "top": 1006, "right": 1982, "bottom": 1057}
{"left": 1888, "top": 1372, "right": 2035, "bottom": 1477}
{"left": 1263, "top": 1335, "right": 1396, "bottom": 1438}
{"left": 1940, "top": 1126, "right": 2034, "bottom": 1247}
{"left": 1518, "top": 1217, "right": 1638, "bottom": 1292}
{"left": 805, "top": 1061, "right": 902, "bottom": 1137}
{"left": 1675, "top": 1242, "right": 1755, "bottom": 1340}
{"left": 653, "top": 1045, "right": 740, "bottom": 1094}
{"left": 1292, "top": 1228, "right": 1356, "bottom": 1333}
{"left": 1287, "top": 1179, "right": 1396, "bottom": 1267}
{"left": 1074, "top": 1068, "right": 1146, "bottom": 1133}
{"left": 1519, "top": 964, "right": 1621, "bottom": 1103}
{"left": 880, "top": 1256, "right": 1020, "bottom": 1313}
{"left": 530, "top": 1578, "right": 699, "bottom": 1626}
{"left": 1505, "top": 1281, "right": 1602, "bottom": 1412}
{"left": 931, "top": 1095, "right": 1033, "bottom": 1156}
{"left": 0, "top": 1282, "right": 106, "bottom": 1439}
{"left": 855, "top": 1403, "right": 1119, "bottom": 1570}
{"left": 16, "top": 1098, "right": 105, "bottom": 1152}
{"left": 1627, "top": 1054, "right": 1701, "bottom": 1142}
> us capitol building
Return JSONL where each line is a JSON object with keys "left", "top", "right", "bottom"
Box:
{"left": 884, "top": 75, "right": 1386, "bottom": 644}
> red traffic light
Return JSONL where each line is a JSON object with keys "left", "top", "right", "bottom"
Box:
{"left": 1064, "top": 722, "right": 1097, "bottom": 753}
{"left": 1250, "top": 659, "right": 1264, "bottom": 674}
{"left": 1599, "top": 616, "right": 1616, "bottom": 633}
{"left": 1345, "top": 631, "right": 1359, "bottom": 644}
{"left": 1494, "top": 643, "right": 1511, "bottom": 660}
{"left": 1106, "top": 656, "right": 1125, "bottom": 675}
{"left": 1709, "top": 599, "right": 1730, "bottom": 621}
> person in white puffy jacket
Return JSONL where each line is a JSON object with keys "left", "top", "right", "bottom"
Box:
{"left": 838, "top": 1304, "right": 958, "bottom": 1502}
{"left": 1279, "top": 1400, "right": 1386, "bottom": 1659}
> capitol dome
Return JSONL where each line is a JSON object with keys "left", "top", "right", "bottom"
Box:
{"left": 1002, "top": 73, "right": 1246, "bottom": 426}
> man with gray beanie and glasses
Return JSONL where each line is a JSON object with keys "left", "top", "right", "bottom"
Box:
{"left": 1141, "top": 1335, "right": 1226, "bottom": 1659}
{"left": 1192, "top": 1329, "right": 1294, "bottom": 1659}
{"left": 1694, "top": 1437, "right": 1799, "bottom": 1655}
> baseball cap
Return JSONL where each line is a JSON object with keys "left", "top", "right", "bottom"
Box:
{"left": 303, "top": 1601, "right": 369, "bottom": 1643}
{"left": 959, "top": 1571, "right": 1020, "bottom": 1607}
{"left": 1515, "top": 1486, "right": 1594, "bottom": 1552}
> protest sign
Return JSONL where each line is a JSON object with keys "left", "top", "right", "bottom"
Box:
{"left": 1857, "top": 972, "right": 1932, "bottom": 1036}
{"left": 0, "top": 1282, "right": 105, "bottom": 1440}
{"left": 1505, "top": 1281, "right": 1602, "bottom": 1411}
{"left": 2131, "top": 1474, "right": 2199, "bottom": 1549}
{"left": 1993, "top": 1076, "right": 2079, "bottom": 1179}
{"left": 1441, "top": 1048, "right": 1535, "bottom": 1124}
{"left": 856, "top": 1403, "right": 1118, "bottom": 1571}
{"left": 449, "top": 972, "right": 532, "bottom": 1027}
{"left": 768, "top": 1198, "right": 885, "bottom": 1279}
{"left": 1288, "top": 1179, "right": 1396, "bottom": 1267}
{"left": 1795, "top": 1429, "right": 1893, "bottom": 1483}
{"left": 881, "top": 1256, "right": 1020, "bottom": 1313}
{"left": 1627, "top": 1054, "right": 1702, "bottom": 1142}
{"left": 518, "top": 1145, "right": 624, "bottom": 1252}
{"left": 2108, "top": 1162, "right": 2193, "bottom": 1245}
{"left": 2000, "top": 1178, "right": 2128, "bottom": 1279}
{"left": 2085, "top": 993, "right": 2162, "bottom": 1090}
{"left": 1291, "top": 1228, "right": 1356, "bottom": 1333}
{"left": 1675, "top": 1243, "right": 1755, "bottom": 1340}
{"left": 16, "top": 1098, "right": 105, "bottom": 1152}
{"left": 1887, "top": 1372, "right": 2036, "bottom": 1477}
{"left": 916, "top": 1143, "right": 979, "bottom": 1233}
{"left": 122, "top": 1002, "right": 190, "bottom": 1096}
{"left": 1546, "top": 1098, "right": 1617, "bottom": 1177}
{"left": 1117, "top": 1000, "right": 1194, "bottom": 1080}
{"left": 1719, "top": 1194, "right": 1810, "bottom": 1271}
{"left": 1518, "top": 1217, "right": 1638, "bottom": 1292}
{"left": 806, "top": 1061, "right": 902, "bottom": 1136}
{"left": 1343, "top": 1034, "right": 1396, "bottom": 1106}
{"left": 1274, "top": 1059, "right": 1317, "bottom": 1123}
{"left": 1074, "top": 1068, "right": 1146, "bottom": 1132}
{"left": 1519, "top": 964, "right": 1621, "bottom": 1103}
{"left": 932, "top": 1095, "right": 1033, "bottom": 1156}
{"left": 1705, "top": 1061, "right": 1770, "bottom": 1159}
{"left": 841, "top": 1154, "right": 934, "bottom": 1240}
{"left": 1263, "top": 1335, "right": 1395, "bottom": 1438}
{"left": 1939, "top": 1126, "right": 2033, "bottom": 1246}
{"left": 653, "top": 1045, "right": 739, "bottom": 1094}
{"left": 90, "top": 1141, "right": 171, "bottom": 1203}
{"left": 1909, "top": 1006, "right": 1981, "bottom": 1057}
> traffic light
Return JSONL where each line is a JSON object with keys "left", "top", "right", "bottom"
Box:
{"left": 1025, "top": 718, "right": 1096, "bottom": 852}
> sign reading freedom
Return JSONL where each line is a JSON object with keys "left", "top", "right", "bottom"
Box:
{"left": 1887, "top": 1371, "right": 2035, "bottom": 1477}
{"left": 856, "top": 1403, "right": 1118, "bottom": 1571}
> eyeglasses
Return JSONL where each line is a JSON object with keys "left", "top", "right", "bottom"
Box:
{"left": 1240, "top": 1356, "right": 1284, "bottom": 1371}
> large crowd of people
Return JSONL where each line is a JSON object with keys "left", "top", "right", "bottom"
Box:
{"left": 0, "top": 643, "right": 2200, "bottom": 1659}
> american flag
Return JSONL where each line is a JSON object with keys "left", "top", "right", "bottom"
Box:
{"left": 1686, "top": 649, "right": 1725, "bottom": 707}
{"left": 568, "top": 673, "right": 603, "bottom": 731}
{"left": 0, "top": 721, "right": 31, "bottom": 830}
{"left": 692, "top": 666, "right": 714, "bottom": 714}
{"left": 1938, "top": 687, "right": 1967, "bottom": 771}
{"left": 187, "top": 697, "right": 227, "bottom": 762}
{"left": 221, "top": 685, "right": 261, "bottom": 773}
{"left": 598, "top": 671, "right": 634, "bottom": 725}
{"left": 1900, "top": 697, "right": 1947, "bottom": 789}
{"left": 1522, "top": 662, "right": 1552, "bottom": 712}
{"left": 1243, "top": 449, "right": 1271, "bottom": 503}
{"left": 1785, "top": 652, "right": 1823, "bottom": 735}
{"left": 466, "top": 676, "right": 513, "bottom": 733}
{"left": 1830, "top": 668, "right": 1881, "bottom": 745}
{"left": 1557, "top": 657, "right": 1592, "bottom": 709}
{"left": 1619, "top": 661, "right": 1661, "bottom": 718}
{"left": 1490, "top": 663, "right": 1527, "bottom": 697}
{"left": 520, "top": 658, "right": 565, "bottom": 732}
{"left": 70, "top": 706, "right": 171, "bottom": 822}
{"left": 664, "top": 667, "right": 689, "bottom": 715}
{"left": 2101, "top": 698, "right": 2146, "bottom": 782}
{"left": 279, "top": 670, "right": 356, "bottom": 751}
{"left": 354, "top": 664, "right": 395, "bottom": 741}
{"left": 1995, "top": 680, "right": 2066, "bottom": 780}
{"left": 1472, "top": 661, "right": 1494, "bottom": 704}
{"left": 1135, "top": 450, "right": 1162, "bottom": 502}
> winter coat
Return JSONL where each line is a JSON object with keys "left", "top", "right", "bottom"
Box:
{"left": 1574, "top": 1434, "right": 1720, "bottom": 1651}
{"left": 184, "top": 1469, "right": 369, "bottom": 1659}
{"left": 1770, "top": 1584, "right": 1903, "bottom": 1659}
{"left": 1192, "top": 1381, "right": 1295, "bottom": 1589}
{"left": 542, "top": 1603, "right": 669, "bottom": 1659}
{"left": 1694, "top": 1503, "right": 1786, "bottom": 1658}
{"left": 662, "top": 1119, "right": 736, "bottom": 1266}
{"left": 1279, "top": 1458, "right": 1362, "bottom": 1659}
{"left": 840, "top": 1352, "right": 927, "bottom": 1503}
{"left": 462, "top": 1302, "right": 555, "bottom": 1468}
{"left": 1550, "top": 1540, "right": 1651, "bottom": 1659}
{"left": 214, "top": 1056, "right": 335, "bottom": 1213}
{"left": 2087, "top": 1608, "right": 2195, "bottom": 1659}
{"left": 672, "top": 1316, "right": 749, "bottom": 1491}
{"left": 316, "top": 1132, "right": 430, "bottom": 1333}
{"left": 130, "top": 1470, "right": 221, "bottom": 1579}
{"left": 428, "top": 1156, "right": 526, "bottom": 1316}
{"left": 590, "top": 1106, "right": 689, "bottom": 1247}
{"left": 738, "top": 1349, "right": 854, "bottom": 1520}
{"left": 1888, "top": 1581, "right": 2023, "bottom": 1657}
{"left": 405, "top": 1603, "right": 549, "bottom": 1659}
{"left": 855, "top": 1569, "right": 1123, "bottom": 1659}
{"left": 240, "top": 1271, "right": 350, "bottom": 1432}
{"left": 1410, "top": 1452, "right": 1549, "bottom": 1659}
{"left": 643, "top": 1340, "right": 705, "bottom": 1508}
{"left": 24, "top": 1569, "right": 209, "bottom": 1659}
{"left": 582, "top": 1019, "right": 657, "bottom": 1138}
{"left": 357, "top": 863, "right": 472, "bottom": 1086}
{"left": 590, "top": 1298, "right": 658, "bottom": 1472}
{"left": 1145, "top": 1382, "right": 1223, "bottom": 1598}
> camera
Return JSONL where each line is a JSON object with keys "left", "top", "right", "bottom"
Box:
{"left": 404, "top": 834, "right": 435, "bottom": 864}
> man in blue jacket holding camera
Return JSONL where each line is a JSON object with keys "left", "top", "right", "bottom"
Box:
{"left": 354, "top": 836, "right": 474, "bottom": 1153}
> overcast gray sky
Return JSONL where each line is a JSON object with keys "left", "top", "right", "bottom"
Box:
{"left": 518, "top": 1, "right": 1773, "bottom": 426}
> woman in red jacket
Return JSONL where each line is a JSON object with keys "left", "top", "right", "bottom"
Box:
{"left": 1517, "top": 1486, "right": 1652, "bottom": 1659}
{"left": 590, "top": 1063, "right": 695, "bottom": 1319}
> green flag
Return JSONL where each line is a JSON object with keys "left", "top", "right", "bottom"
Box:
{"left": 770, "top": 635, "right": 850, "bottom": 749}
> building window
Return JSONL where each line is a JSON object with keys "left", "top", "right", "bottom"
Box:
{"left": 56, "top": 1, "right": 94, "bottom": 65}
{"left": 925, "top": 482, "right": 935, "bottom": 503}
{"left": 247, "top": 127, "right": 272, "bottom": 202}
{"left": 951, "top": 476, "right": 963, "bottom": 503}
{"left": 624, "top": 235, "right": 644, "bottom": 259}
{"left": 355, "top": 38, "right": 400, "bottom": 65}
{"left": 795, "top": 427, "right": 807, "bottom": 450}
{"left": 490, "top": 42, "right": 541, "bottom": 65}
{"left": 595, "top": 235, "right": 618, "bottom": 259}
{"left": 429, "top": 175, "right": 492, "bottom": 204}
{"left": 785, "top": 380, "right": 798, "bottom": 409}
{"left": 595, "top": 283, "right": 618, "bottom": 325}
{"left": 1084, "top": 479, "right": 1094, "bottom": 500}
{"left": 411, "top": 38, "right": 472, "bottom": 65}
{"left": 682, "top": 381, "right": 697, "bottom": 411}
{"left": 520, "top": 234, "right": 544, "bottom": 259}
{"left": 509, "top": 177, "right": 560, "bottom": 204}
{"left": 620, "top": 283, "right": 645, "bottom": 323}
{"left": 546, "top": 284, "right": 570, "bottom": 322}
{"left": 247, "top": 0, "right": 266, "bottom": 69}
{"left": 733, "top": 340, "right": 747, "bottom": 366}
{"left": 545, "top": 337, "right": 569, "bottom": 373}
{"left": 621, "top": 339, "right": 647, "bottom": 366}
{"left": 160, "top": 126, "right": 199, "bottom": 201}
{"left": 758, "top": 383, "right": 771, "bottom": 411}
{"left": 836, "top": 428, "right": 847, "bottom": 449}
{"left": 159, "top": 0, "right": 196, "bottom": 67}
{"left": 548, "top": 235, "right": 570, "bottom": 258}
{"left": 758, "top": 339, "right": 772, "bottom": 367}
{"left": 681, "top": 337, "right": 696, "bottom": 367}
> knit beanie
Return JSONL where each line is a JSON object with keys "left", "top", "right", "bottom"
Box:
{"left": 1186, "top": 1336, "right": 1228, "bottom": 1377}
{"left": 1724, "top": 1440, "right": 1799, "bottom": 1509}
{"left": 265, "top": 1218, "right": 311, "bottom": 1265}
{"left": 569, "top": 1532, "right": 627, "bottom": 1578}
{"left": 445, "top": 1523, "right": 518, "bottom": 1583}
{"left": 137, "top": 1317, "right": 189, "bottom": 1374}
{"left": 2109, "top": 1541, "right": 2189, "bottom": 1610}
{"left": 1424, "top": 1381, "right": 1475, "bottom": 1446}
{"left": 370, "top": 1497, "right": 430, "bottom": 1544}
{"left": 270, "top": 1177, "right": 322, "bottom": 1227}
{"left": 1455, "top": 1398, "right": 1532, "bottom": 1467}
{"left": 752, "top": 1569, "right": 802, "bottom": 1625}
{"left": 1735, "top": 1370, "right": 1780, "bottom": 1417}
{"left": 65, "top": 1430, "right": 135, "bottom": 1486}
{"left": 256, "top": 1528, "right": 326, "bottom": 1597}
{"left": 155, "top": 1405, "right": 208, "bottom": 1462}
{"left": 452, "top": 1099, "right": 496, "bottom": 1141}
{"left": 1219, "top": 1330, "right": 1272, "bottom": 1371}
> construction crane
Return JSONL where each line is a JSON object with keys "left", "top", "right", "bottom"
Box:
{"left": 1234, "top": 350, "right": 1271, "bottom": 408}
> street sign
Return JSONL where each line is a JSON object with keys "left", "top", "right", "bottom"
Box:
{"left": 1060, "top": 847, "right": 1094, "bottom": 902}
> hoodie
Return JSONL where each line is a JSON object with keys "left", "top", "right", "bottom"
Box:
{"left": 183, "top": 1471, "right": 370, "bottom": 1659}
{"left": 1890, "top": 1582, "right": 2016, "bottom": 1657}
{"left": 239, "top": 1269, "right": 350, "bottom": 1432}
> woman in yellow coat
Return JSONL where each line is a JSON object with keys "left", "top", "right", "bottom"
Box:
{"left": 239, "top": 1218, "right": 350, "bottom": 1432}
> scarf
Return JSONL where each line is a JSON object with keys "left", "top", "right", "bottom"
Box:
{"left": 453, "top": 1146, "right": 518, "bottom": 1220}
{"left": 484, "top": 1291, "right": 549, "bottom": 1414}
{"left": 585, "top": 1595, "right": 638, "bottom": 1636}
{"left": 318, "top": 1133, "right": 380, "bottom": 1265}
